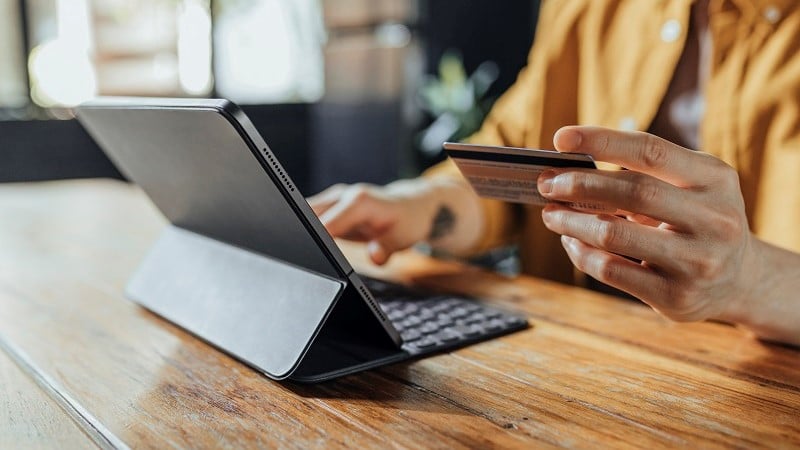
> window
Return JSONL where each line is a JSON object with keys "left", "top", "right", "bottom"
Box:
{"left": 0, "top": 0, "right": 28, "bottom": 110}
{"left": 23, "top": 0, "right": 214, "bottom": 107}
{"left": 213, "top": 0, "right": 325, "bottom": 103}
{"left": 0, "top": 0, "right": 417, "bottom": 113}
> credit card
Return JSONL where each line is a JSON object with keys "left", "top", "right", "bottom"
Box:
{"left": 443, "top": 142, "right": 601, "bottom": 209}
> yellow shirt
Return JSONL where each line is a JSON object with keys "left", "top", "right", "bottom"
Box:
{"left": 428, "top": 0, "right": 800, "bottom": 285}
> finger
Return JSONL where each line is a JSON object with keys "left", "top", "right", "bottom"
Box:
{"left": 367, "top": 232, "right": 408, "bottom": 265}
{"left": 537, "top": 168, "right": 699, "bottom": 230}
{"left": 553, "top": 126, "right": 722, "bottom": 188}
{"left": 307, "top": 184, "right": 347, "bottom": 215}
{"left": 318, "top": 190, "right": 377, "bottom": 237}
{"left": 542, "top": 203, "right": 685, "bottom": 271}
{"left": 560, "top": 235, "right": 671, "bottom": 309}
{"left": 341, "top": 223, "right": 393, "bottom": 242}
{"left": 321, "top": 187, "right": 398, "bottom": 239}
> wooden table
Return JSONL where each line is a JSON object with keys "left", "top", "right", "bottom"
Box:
{"left": 1, "top": 180, "right": 798, "bottom": 449}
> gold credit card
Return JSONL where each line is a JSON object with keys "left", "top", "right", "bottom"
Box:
{"left": 443, "top": 142, "right": 599, "bottom": 208}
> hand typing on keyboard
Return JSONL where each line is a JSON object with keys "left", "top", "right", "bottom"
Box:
{"left": 308, "top": 178, "right": 487, "bottom": 265}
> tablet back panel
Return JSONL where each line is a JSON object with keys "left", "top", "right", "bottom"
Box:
{"left": 77, "top": 99, "right": 342, "bottom": 279}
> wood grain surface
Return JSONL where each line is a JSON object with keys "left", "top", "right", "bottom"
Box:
{"left": 0, "top": 340, "right": 96, "bottom": 449}
{"left": 0, "top": 179, "right": 798, "bottom": 449}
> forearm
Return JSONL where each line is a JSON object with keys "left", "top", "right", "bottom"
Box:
{"left": 722, "top": 238, "right": 800, "bottom": 346}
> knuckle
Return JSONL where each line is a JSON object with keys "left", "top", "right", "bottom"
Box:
{"left": 597, "top": 220, "right": 626, "bottom": 249}
{"left": 640, "top": 134, "right": 670, "bottom": 170}
{"left": 703, "top": 158, "right": 739, "bottom": 188}
{"left": 557, "top": 172, "right": 585, "bottom": 198}
{"left": 714, "top": 211, "right": 745, "bottom": 240}
{"left": 700, "top": 203, "right": 746, "bottom": 241}
{"left": 595, "top": 255, "right": 622, "bottom": 284}
{"left": 563, "top": 171, "right": 604, "bottom": 200}
{"left": 720, "top": 164, "right": 741, "bottom": 190}
{"left": 348, "top": 183, "right": 372, "bottom": 201}
{"left": 691, "top": 256, "right": 724, "bottom": 281}
{"left": 631, "top": 177, "right": 661, "bottom": 205}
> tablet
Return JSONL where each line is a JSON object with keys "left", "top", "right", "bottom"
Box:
{"left": 74, "top": 98, "right": 529, "bottom": 383}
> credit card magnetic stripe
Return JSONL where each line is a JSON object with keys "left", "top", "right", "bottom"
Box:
{"left": 446, "top": 149, "right": 595, "bottom": 168}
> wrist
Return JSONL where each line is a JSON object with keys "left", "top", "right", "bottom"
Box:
{"left": 715, "top": 233, "right": 764, "bottom": 326}
{"left": 421, "top": 178, "right": 484, "bottom": 255}
{"left": 385, "top": 177, "right": 450, "bottom": 222}
{"left": 715, "top": 236, "right": 800, "bottom": 346}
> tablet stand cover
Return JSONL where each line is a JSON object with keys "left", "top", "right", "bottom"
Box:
{"left": 126, "top": 225, "right": 346, "bottom": 379}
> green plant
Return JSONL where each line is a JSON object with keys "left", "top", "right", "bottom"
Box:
{"left": 416, "top": 50, "right": 499, "bottom": 156}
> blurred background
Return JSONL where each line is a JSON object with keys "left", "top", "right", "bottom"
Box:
{"left": 0, "top": 0, "right": 539, "bottom": 196}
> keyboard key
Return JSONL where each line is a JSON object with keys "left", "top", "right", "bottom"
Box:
{"left": 436, "top": 317, "right": 454, "bottom": 328}
{"left": 418, "top": 309, "right": 436, "bottom": 321}
{"left": 485, "top": 311, "right": 503, "bottom": 320}
{"left": 413, "top": 337, "right": 437, "bottom": 349}
{"left": 464, "top": 303, "right": 483, "bottom": 313}
{"left": 450, "top": 307, "right": 469, "bottom": 319}
{"left": 430, "top": 303, "right": 450, "bottom": 314}
{"left": 419, "top": 322, "right": 440, "bottom": 335}
{"left": 399, "top": 302, "right": 419, "bottom": 315}
{"left": 451, "top": 325, "right": 482, "bottom": 338}
{"left": 404, "top": 316, "right": 422, "bottom": 327}
{"left": 381, "top": 300, "right": 402, "bottom": 310}
{"left": 465, "top": 312, "right": 488, "bottom": 325}
{"left": 504, "top": 316, "right": 527, "bottom": 327}
{"left": 388, "top": 310, "right": 405, "bottom": 321}
{"left": 485, "top": 319, "right": 505, "bottom": 332}
{"left": 401, "top": 329, "right": 422, "bottom": 342}
{"left": 442, "top": 298, "right": 461, "bottom": 308}
{"left": 434, "top": 330, "right": 461, "bottom": 344}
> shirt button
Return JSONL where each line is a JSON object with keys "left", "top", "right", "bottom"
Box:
{"left": 619, "top": 117, "right": 637, "bottom": 131}
{"left": 763, "top": 6, "right": 781, "bottom": 24}
{"left": 660, "top": 19, "right": 682, "bottom": 43}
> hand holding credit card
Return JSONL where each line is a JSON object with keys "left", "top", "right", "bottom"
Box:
{"left": 443, "top": 142, "right": 604, "bottom": 210}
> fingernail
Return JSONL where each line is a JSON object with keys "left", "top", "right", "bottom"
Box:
{"left": 367, "top": 241, "right": 387, "bottom": 265}
{"left": 538, "top": 170, "right": 556, "bottom": 194}
{"left": 541, "top": 207, "right": 554, "bottom": 227}
{"left": 554, "top": 127, "right": 583, "bottom": 152}
{"left": 561, "top": 235, "right": 577, "bottom": 247}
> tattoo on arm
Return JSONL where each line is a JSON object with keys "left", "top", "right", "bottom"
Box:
{"left": 428, "top": 205, "right": 455, "bottom": 241}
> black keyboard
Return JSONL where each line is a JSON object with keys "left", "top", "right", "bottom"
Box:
{"left": 360, "top": 276, "right": 528, "bottom": 354}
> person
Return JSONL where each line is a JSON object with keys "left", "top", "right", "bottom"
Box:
{"left": 308, "top": 0, "right": 800, "bottom": 346}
